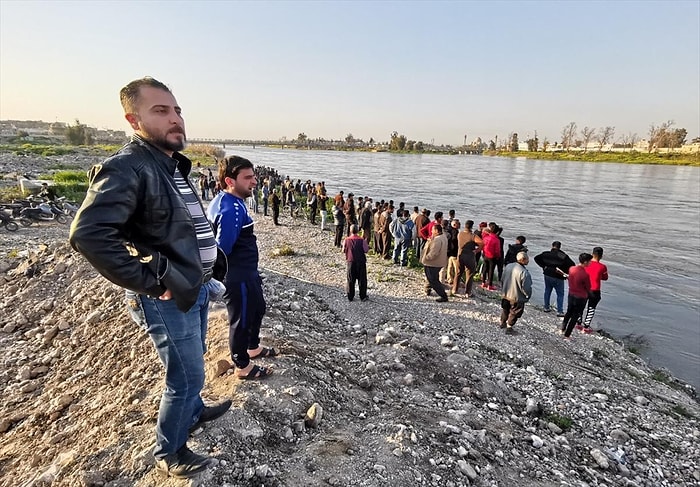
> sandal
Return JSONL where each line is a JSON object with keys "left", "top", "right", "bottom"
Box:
{"left": 249, "top": 347, "right": 278, "bottom": 360}
{"left": 237, "top": 365, "right": 273, "bottom": 380}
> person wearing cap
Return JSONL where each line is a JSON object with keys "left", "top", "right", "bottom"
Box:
{"left": 500, "top": 251, "right": 532, "bottom": 334}
{"left": 342, "top": 224, "right": 369, "bottom": 301}
{"left": 534, "top": 241, "right": 576, "bottom": 316}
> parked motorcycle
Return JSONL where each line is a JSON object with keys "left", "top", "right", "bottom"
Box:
{"left": 19, "top": 202, "right": 68, "bottom": 225}
{"left": 0, "top": 211, "right": 19, "bottom": 232}
{"left": 54, "top": 197, "right": 79, "bottom": 217}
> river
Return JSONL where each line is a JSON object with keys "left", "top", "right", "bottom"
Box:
{"left": 223, "top": 146, "right": 700, "bottom": 389}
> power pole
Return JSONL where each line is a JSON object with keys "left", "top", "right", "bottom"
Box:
{"left": 464, "top": 134, "right": 467, "bottom": 146}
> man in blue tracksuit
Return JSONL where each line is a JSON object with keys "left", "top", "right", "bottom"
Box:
{"left": 207, "top": 156, "right": 277, "bottom": 380}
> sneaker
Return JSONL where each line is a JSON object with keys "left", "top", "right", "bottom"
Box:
{"left": 557, "top": 329, "right": 565, "bottom": 336}
{"left": 435, "top": 297, "right": 448, "bottom": 303}
{"left": 505, "top": 326, "right": 514, "bottom": 335}
{"left": 190, "top": 399, "right": 232, "bottom": 433}
{"left": 575, "top": 324, "right": 584, "bottom": 331}
{"left": 155, "top": 445, "right": 210, "bottom": 479}
{"left": 543, "top": 308, "right": 551, "bottom": 313}
{"left": 556, "top": 312, "right": 565, "bottom": 318}
{"left": 582, "top": 327, "right": 594, "bottom": 334}
{"left": 480, "top": 283, "right": 488, "bottom": 289}
{"left": 487, "top": 285, "right": 497, "bottom": 291}
{"left": 499, "top": 322, "right": 507, "bottom": 329}
{"left": 361, "top": 297, "right": 369, "bottom": 302}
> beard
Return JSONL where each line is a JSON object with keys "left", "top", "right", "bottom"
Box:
{"left": 144, "top": 127, "right": 186, "bottom": 153}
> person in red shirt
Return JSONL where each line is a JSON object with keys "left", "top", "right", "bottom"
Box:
{"left": 576, "top": 247, "right": 609, "bottom": 333}
{"left": 342, "top": 224, "right": 369, "bottom": 301}
{"left": 560, "top": 253, "right": 593, "bottom": 339}
{"left": 480, "top": 224, "right": 502, "bottom": 291}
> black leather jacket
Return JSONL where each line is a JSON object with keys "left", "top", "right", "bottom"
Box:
{"left": 69, "top": 136, "right": 205, "bottom": 312}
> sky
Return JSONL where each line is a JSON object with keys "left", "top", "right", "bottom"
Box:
{"left": 1, "top": 0, "right": 698, "bottom": 146}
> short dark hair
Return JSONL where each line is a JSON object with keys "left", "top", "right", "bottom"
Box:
{"left": 218, "top": 155, "right": 254, "bottom": 188}
{"left": 119, "top": 77, "right": 171, "bottom": 113}
{"left": 517, "top": 235, "right": 526, "bottom": 243}
{"left": 465, "top": 219, "right": 474, "bottom": 230}
{"left": 434, "top": 211, "right": 443, "bottom": 220}
{"left": 551, "top": 241, "right": 561, "bottom": 249}
{"left": 350, "top": 224, "right": 359, "bottom": 235}
{"left": 579, "top": 252, "right": 593, "bottom": 264}
{"left": 592, "top": 246, "right": 604, "bottom": 258}
{"left": 433, "top": 224, "right": 443, "bottom": 234}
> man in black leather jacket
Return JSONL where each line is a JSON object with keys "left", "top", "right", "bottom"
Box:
{"left": 69, "top": 77, "right": 229, "bottom": 479}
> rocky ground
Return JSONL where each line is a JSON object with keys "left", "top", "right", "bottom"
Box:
{"left": 0, "top": 152, "right": 698, "bottom": 487}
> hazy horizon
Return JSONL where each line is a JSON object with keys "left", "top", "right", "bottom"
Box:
{"left": 1, "top": 0, "right": 698, "bottom": 146}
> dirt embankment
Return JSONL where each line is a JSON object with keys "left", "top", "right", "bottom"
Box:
{"left": 0, "top": 151, "right": 698, "bottom": 487}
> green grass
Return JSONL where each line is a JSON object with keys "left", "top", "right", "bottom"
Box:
{"left": 670, "top": 405, "right": 694, "bottom": 418}
{"left": 546, "top": 413, "right": 573, "bottom": 431}
{"left": 485, "top": 150, "right": 699, "bottom": 166}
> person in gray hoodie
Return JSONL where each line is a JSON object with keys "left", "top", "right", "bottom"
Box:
{"left": 390, "top": 209, "right": 415, "bottom": 266}
{"left": 500, "top": 251, "right": 533, "bottom": 334}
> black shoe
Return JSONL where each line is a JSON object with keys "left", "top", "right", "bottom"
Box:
{"left": 348, "top": 296, "right": 354, "bottom": 302}
{"left": 435, "top": 297, "right": 448, "bottom": 303}
{"left": 361, "top": 297, "right": 369, "bottom": 302}
{"left": 190, "top": 399, "right": 232, "bottom": 433}
{"left": 155, "top": 445, "right": 210, "bottom": 479}
{"left": 505, "top": 326, "right": 514, "bottom": 334}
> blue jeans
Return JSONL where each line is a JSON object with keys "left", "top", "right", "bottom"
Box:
{"left": 393, "top": 238, "right": 411, "bottom": 265}
{"left": 126, "top": 286, "right": 209, "bottom": 459}
{"left": 543, "top": 275, "right": 565, "bottom": 313}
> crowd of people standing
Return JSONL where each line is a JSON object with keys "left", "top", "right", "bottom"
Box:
{"left": 243, "top": 173, "right": 608, "bottom": 342}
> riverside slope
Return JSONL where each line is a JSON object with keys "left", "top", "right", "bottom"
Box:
{"left": 0, "top": 164, "right": 698, "bottom": 487}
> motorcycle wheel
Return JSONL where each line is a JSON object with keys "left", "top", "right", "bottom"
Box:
{"left": 4, "top": 221, "right": 19, "bottom": 232}
{"left": 55, "top": 214, "right": 68, "bottom": 224}
{"left": 19, "top": 217, "right": 33, "bottom": 227}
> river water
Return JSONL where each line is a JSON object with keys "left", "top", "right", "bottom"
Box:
{"left": 223, "top": 146, "right": 700, "bottom": 389}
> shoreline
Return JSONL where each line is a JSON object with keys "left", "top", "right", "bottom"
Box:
{"left": 0, "top": 152, "right": 698, "bottom": 485}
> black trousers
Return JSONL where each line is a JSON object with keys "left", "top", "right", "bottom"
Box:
{"left": 562, "top": 295, "right": 587, "bottom": 337}
{"left": 334, "top": 224, "right": 344, "bottom": 247}
{"left": 453, "top": 259, "right": 476, "bottom": 295}
{"left": 346, "top": 261, "right": 367, "bottom": 301}
{"left": 374, "top": 231, "right": 383, "bottom": 255}
{"left": 224, "top": 276, "right": 267, "bottom": 369}
{"left": 501, "top": 298, "right": 525, "bottom": 327}
{"left": 424, "top": 266, "right": 447, "bottom": 299}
